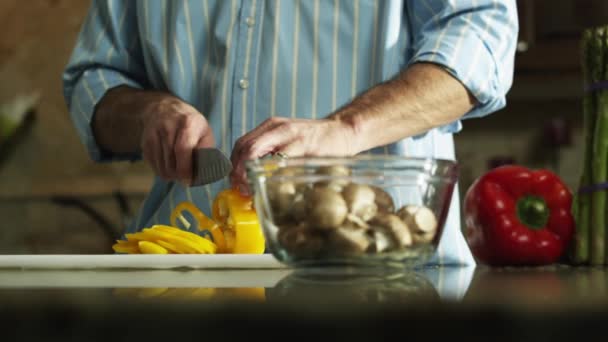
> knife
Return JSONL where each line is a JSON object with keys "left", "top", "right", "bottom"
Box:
{"left": 191, "top": 148, "right": 233, "bottom": 187}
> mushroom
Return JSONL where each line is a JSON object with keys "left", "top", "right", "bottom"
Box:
{"left": 291, "top": 192, "right": 308, "bottom": 222}
{"left": 369, "top": 214, "right": 412, "bottom": 247}
{"left": 266, "top": 167, "right": 301, "bottom": 217}
{"left": 267, "top": 181, "right": 296, "bottom": 220}
{"left": 315, "top": 165, "right": 351, "bottom": 192}
{"left": 278, "top": 224, "right": 324, "bottom": 258}
{"left": 341, "top": 183, "right": 378, "bottom": 222}
{"left": 370, "top": 186, "right": 395, "bottom": 213}
{"left": 326, "top": 227, "right": 371, "bottom": 256}
{"left": 343, "top": 213, "right": 369, "bottom": 230}
{"left": 307, "top": 187, "right": 348, "bottom": 229}
{"left": 396, "top": 205, "right": 438, "bottom": 244}
{"left": 367, "top": 229, "right": 395, "bottom": 253}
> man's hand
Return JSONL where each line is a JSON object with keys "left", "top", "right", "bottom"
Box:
{"left": 140, "top": 98, "right": 215, "bottom": 183}
{"left": 229, "top": 117, "right": 357, "bottom": 192}
{"left": 229, "top": 63, "right": 475, "bottom": 193}
{"left": 93, "top": 86, "right": 215, "bottom": 184}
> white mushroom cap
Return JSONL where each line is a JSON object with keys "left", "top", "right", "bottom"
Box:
{"left": 268, "top": 181, "right": 296, "bottom": 215}
{"left": 371, "top": 230, "right": 395, "bottom": 253}
{"left": 315, "top": 165, "right": 351, "bottom": 191}
{"left": 370, "top": 186, "right": 395, "bottom": 213}
{"left": 344, "top": 213, "right": 369, "bottom": 230}
{"left": 370, "top": 214, "right": 412, "bottom": 247}
{"left": 278, "top": 224, "right": 324, "bottom": 258}
{"left": 396, "top": 205, "right": 438, "bottom": 244}
{"left": 397, "top": 205, "right": 437, "bottom": 233}
{"left": 327, "top": 227, "right": 371, "bottom": 255}
{"left": 307, "top": 187, "right": 348, "bottom": 229}
{"left": 342, "top": 184, "right": 378, "bottom": 222}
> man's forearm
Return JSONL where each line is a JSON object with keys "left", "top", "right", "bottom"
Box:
{"left": 332, "top": 62, "right": 476, "bottom": 153}
{"left": 92, "top": 86, "right": 175, "bottom": 155}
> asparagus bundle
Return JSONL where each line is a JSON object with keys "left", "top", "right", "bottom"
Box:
{"left": 573, "top": 27, "right": 608, "bottom": 265}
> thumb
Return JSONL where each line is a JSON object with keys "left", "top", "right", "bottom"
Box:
{"left": 196, "top": 128, "right": 215, "bottom": 149}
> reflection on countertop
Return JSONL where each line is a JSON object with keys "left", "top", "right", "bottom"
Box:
{"left": 2, "top": 266, "right": 608, "bottom": 340}
{"left": 2, "top": 265, "right": 608, "bottom": 308}
{"left": 0, "top": 266, "right": 472, "bottom": 304}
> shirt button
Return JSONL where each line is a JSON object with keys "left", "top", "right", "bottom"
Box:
{"left": 245, "top": 17, "right": 255, "bottom": 27}
{"left": 238, "top": 78, "right": 250, "bottom": 89}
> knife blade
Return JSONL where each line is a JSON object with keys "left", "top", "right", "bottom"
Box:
{"left": 191, "top": 148, "right": 233, "bottom": 187}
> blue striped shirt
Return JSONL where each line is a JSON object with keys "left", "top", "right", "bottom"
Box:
{"left": 62, "top": 0, "right": 518, "bottom": 266}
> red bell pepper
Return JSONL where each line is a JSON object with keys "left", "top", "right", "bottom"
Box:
{"left": 464, "top": 165, "right": 575, "bottom": 266}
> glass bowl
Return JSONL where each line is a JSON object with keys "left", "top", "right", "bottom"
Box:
{"left": 267, "top": 268, "right": 439, "bottom": 305}
{"left": 246, "top": 156, "right": 458, "bottom": 268}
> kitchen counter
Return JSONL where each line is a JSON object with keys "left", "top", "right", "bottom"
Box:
{"left": 1, "top": 264, "right": 607, "bottom": 340}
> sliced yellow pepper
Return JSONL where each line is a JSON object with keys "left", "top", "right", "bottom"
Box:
{"left": 171, "top": 202, "right": 227, "bottom": 253}
{"left": 112, "top": 240, "right": 140, "bottom": 254}
{"left": 152, "top": 225, "right": 218, "bottom": 252}
{"left": 212, "top": 189, "right": 265, "bottom": 254}
{"left": 138, "top": 241, "right": 169, "bottom": 254}
{"left": 112, "top": 225, "right": 217, "bottom": 254}
{"left": 155, "top": 240, "right": 181, "bottom": 254}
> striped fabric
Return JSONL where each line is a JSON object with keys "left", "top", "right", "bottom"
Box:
{"left": 63, "top": 0, "right": 518, "bottom": 266}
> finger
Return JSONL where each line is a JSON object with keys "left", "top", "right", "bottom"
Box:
{"left": 157, "top": 131, "right": 170, "bottom": 180}
{"left": 277, "top": 141, "right": 307, "bottom": 158}
{"left": 231, "top": 118, "right": 292, "bottom": 170}
{"left": 229, "top": 137, "right": 274, "bottom": 189}
{"left": 141, "top": 134, "right": 159, "bottom": 174}
{"left": 230, "top": 117, "right": 286, "bottom": 167}
{"left": 163, "top": 130, "right": 178, "bottom": 180}
{"left": 174, "top": 120, "right": 202, "bottom": 184}
{"left": 195, "top": 123, "right": 216, "bottom": 149}
{"left": 239, "top": 122, "right": 299, "bottom": 162}
{"left": 230, "top": 123, "right": 300, "bottom": 192}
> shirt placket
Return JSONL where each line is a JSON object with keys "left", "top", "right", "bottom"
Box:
{"left": 230, "top": 0, "right": 260, "bottom": 147}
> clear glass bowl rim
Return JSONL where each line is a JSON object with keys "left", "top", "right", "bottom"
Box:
{"left": 246, "top": 155, "right": 459, "bottom": 183}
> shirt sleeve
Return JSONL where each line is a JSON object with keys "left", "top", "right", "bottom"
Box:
{"left": 62, "top": 0, "right": 148, "bottom": 162}
{"left": 405, "top": 0, "right": 518, "bottom": 129}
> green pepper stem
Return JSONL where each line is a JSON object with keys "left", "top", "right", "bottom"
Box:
{"left": 516, "top": 196, "right": 550, "bottom": 230}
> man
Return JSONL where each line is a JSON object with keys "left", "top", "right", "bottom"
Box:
{"left": 63, "top": 0, "right": 518, "bottom": 265}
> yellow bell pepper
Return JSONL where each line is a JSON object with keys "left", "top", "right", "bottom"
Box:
{"left": 212, "top": 189, "right": 265, "bottom": 254}
{"left": 112, "top": 189, "right": 264, "bottom": 255}
{"left": 170, "top": 202, "right": 227, "bottom": 253}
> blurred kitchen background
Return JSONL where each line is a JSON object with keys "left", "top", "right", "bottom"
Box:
{"left": 0, "top": 0, "right": 604, "bottom": 254}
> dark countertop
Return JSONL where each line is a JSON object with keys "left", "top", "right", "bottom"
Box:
{"left": 2, "top": 265, "right": 608, "bottom": 341}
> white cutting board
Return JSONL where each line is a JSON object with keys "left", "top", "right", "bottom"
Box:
{"left": 0, "top": 254, "right": 286, "bottom": 270}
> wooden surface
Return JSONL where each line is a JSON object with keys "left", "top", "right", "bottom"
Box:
{"left": 0, "top": 0, "right": 153, "bottom": 199}
{"left": 0, "top": 174, "right": 152, "bottom": 199}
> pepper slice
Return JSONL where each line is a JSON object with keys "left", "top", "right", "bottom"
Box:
{"left": 112, "top": 240, "right": 140, "bottom": 254}
{"left": 138, "top": 240, "right": 169, "bottom": 254}
{"left": 212, "top": 189, "right": 266, "bottom": 254}
{"left": 170, "top": 202, "right": 227, "bottom": 253}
